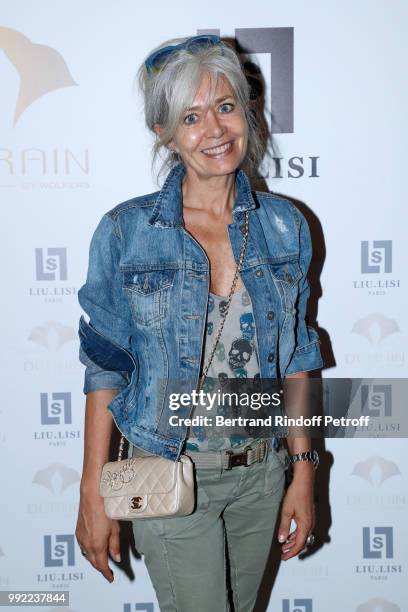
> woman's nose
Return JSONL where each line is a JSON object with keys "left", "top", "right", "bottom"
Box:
{"left": 204, "top": 109, "right": 224, "bottom": 138}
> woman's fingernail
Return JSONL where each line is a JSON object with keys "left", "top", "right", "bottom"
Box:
{"left": 114, "top": 553, "right": 121, "bottom": 562}
{"left": 278, "top": 534, "right": 286, "bottom": 542}
{"left": 283, "top": 547, "right": 291, "bottom": 553}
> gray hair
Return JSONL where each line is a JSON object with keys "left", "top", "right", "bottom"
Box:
{"left": 135, "top": 36, "right": 267, "bottom": 184}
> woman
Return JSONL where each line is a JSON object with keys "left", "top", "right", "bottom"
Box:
{"left": 76, "top": 35, "right": 323, "bottom": 611}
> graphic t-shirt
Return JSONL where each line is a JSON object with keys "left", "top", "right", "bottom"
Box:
{"left": 184, "top": 285, "right": 261, "bottom": 452}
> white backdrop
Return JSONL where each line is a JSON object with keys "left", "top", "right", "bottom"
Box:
{"left": 1, "top": 1, "right": 406, "bottom": 611}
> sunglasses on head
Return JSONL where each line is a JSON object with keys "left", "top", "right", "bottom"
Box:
{"left": 144, "top": 35, "right": 221, "bottom": 74}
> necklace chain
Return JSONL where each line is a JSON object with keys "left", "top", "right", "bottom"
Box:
{"left": 197, "top": 209, "right": 250, "bottom": 392}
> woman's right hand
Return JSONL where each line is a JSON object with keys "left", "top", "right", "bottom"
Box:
{"left": 75, "top": 485, "right": 121, "bottom": 582}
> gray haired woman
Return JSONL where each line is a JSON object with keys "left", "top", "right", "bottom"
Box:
{"left": 76, "top": 35, "right": 322, "bottom": 612}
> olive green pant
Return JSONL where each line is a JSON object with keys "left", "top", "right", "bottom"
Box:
{"left": 132, "top": 442, "right": 288, "bottom": 612}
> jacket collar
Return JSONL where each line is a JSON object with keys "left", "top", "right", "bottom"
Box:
{"left": 148, "top": 161, "right": 257, "bottom": 228}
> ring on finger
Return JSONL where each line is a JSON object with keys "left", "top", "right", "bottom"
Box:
{"left": 306, "top": 533, "right": 315, "bottom": 546}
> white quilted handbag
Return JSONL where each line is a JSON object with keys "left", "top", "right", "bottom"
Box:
{"left": 99, "top": 438, "right": 195, "bottom": 520}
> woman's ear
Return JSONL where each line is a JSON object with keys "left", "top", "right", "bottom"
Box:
{"left": 153, "top": 123, "right": 178, "bottom": 153}
{"left": 153, "top": 123, "right": 164, "bottom": 138}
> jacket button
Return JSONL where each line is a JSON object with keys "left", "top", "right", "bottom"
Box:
{"left": 285, "top": 273, "right": 292, "bottom": 283}
{"left": 255, "top": 269, "right": 264, "bottom": 278}
{"left": 268, "top": 352, "right": 275, "bottom": 362}
{"left": 267, "top": 311, "right": 275, "bottom": 320}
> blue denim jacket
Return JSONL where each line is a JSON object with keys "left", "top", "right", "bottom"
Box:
{"left": 78, "top": 162, "right": 323, "bottom": 460}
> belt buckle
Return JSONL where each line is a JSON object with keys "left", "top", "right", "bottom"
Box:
{"left": 225, "top": 445, "right": 253, "bottom": 470}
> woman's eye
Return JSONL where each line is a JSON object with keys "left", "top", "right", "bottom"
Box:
{"left": 183, "top": 113, "right": 198, "bottom": 125}
{"left": 219, "top": 103, "right": 235, "bottom": 113}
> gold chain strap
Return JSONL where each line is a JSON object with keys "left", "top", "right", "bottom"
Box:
{"left": 196, "top": 209, "right": 250, "bottom": 392}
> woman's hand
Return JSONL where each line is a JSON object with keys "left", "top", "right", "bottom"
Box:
{"left": 75, "top": 483, "right": 121, "bottom": 582}
{"left": 277, "top": 464, "right": 316, "bottom": 561}
{"left": 75, "top": 388, "right": 121, "bottom": 581}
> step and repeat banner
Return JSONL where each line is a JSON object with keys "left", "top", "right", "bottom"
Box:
{"left": 1, "top": 1, "right": 406, "bottom": 611}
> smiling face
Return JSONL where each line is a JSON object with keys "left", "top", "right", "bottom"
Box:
{"left": 158, "top": 71, "right": 248, "bottom": 179}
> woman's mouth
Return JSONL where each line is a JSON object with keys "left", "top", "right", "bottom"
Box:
{"left": 202, "top": 141, "right": 233, "bottom": 159}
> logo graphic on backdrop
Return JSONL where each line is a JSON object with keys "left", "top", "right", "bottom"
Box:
{"left": 363, "top": 527, "right": 393, "bottom": 559}
{"left": 28, "top": 321, "right": 76, "bottom": 350}
{"left": 362, "top": 241, "right": 392, "bottom": 274}
{"left": 352, "top": 456, "right": 400, "bottom": 486}
{"left": 0, "top": 26, "right": 78, "bottom": 126}
{"left": 44, "top": 535, "right": 75, "bottom": 567}
{"left": 30, "top": 249, "right": 76, "bottom": 302}
{"left": 0, "top": 28, "right": 89, "bottom": 189}
{"left": 351, "top": 314, "right": 400, "bottom": 344}
{"left": 353, "top": 241, "right": 400, "bottom": 295}
{"left": 24, "top": 321, "right": 80, "bottom": 377}
{"left": 346, "top": 314, "right": 404, "bottom": 369}
{"left": 281, "top": 600, "right": 313, "bottom": 612}
{"left": 355, "top": 526, "right": 402, "bottom": 579}
{"left": 197, "top": 27, "right": 320, "bottom": 180}
{"left": 28, "top": 462, "right": 80, "bottom": 516}
{"left": 35, "top": 248, "right": 68, "bottom": 281}
{"left": 33, "top": 463, "right": 80, "bottom": 494}
{"left": 41, "top": 392, "right": 72, "bottom": 425}
{"left": 38, "top": 535, "right": 84, "bottom": 586}
{"left": 355, "top": 597, "right": 401, "bottom": 612}
{"left": 361, "top": 384, "right": 392, "bottom": 417}
{"left": 353, "top": 383, "right": 400, "bottom": 435}
{"left": 34, "top": 392, "right": 80, "bottom": 447}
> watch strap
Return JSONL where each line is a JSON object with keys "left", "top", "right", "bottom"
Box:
{"left": 287, "top": 450, "right": 319, "bottom": 469}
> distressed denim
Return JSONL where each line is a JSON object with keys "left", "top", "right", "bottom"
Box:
{"left": 77, "top": 162, "right": 323, "bottom": 460}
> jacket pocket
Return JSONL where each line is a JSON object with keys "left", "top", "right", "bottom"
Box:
{"left": 122, "top": 269, "right": 176, "bottom": 327}
{"left": 269, "top": 259, "right": 302, "bottom": 313}
{"left": 269, "top": 259, "right": 302, "bottom": 287}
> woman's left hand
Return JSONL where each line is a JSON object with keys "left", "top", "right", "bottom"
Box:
{"left": 277, "top": 465, "right": 316, "bottom": 561}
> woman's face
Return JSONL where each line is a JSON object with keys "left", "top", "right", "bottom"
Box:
{"left": 168, "top": 72, "right": 248, "bottom": 178}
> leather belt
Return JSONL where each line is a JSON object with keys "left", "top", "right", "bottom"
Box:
{"left": 185, "top": 437, "right": 281, "bottom": 470}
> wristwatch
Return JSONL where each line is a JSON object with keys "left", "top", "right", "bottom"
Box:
{"left": 287, "top": 450, "right": 319, "bottom": 470}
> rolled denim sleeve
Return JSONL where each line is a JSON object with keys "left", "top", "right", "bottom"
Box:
{"left": 285, "top": 210, "right": 323, "bottom": 376}
{"left": 79, "top": 344, "right": 130, "bottom": 394}
{"left": 77, "top": 213, "right": 134, "bottom": 394}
